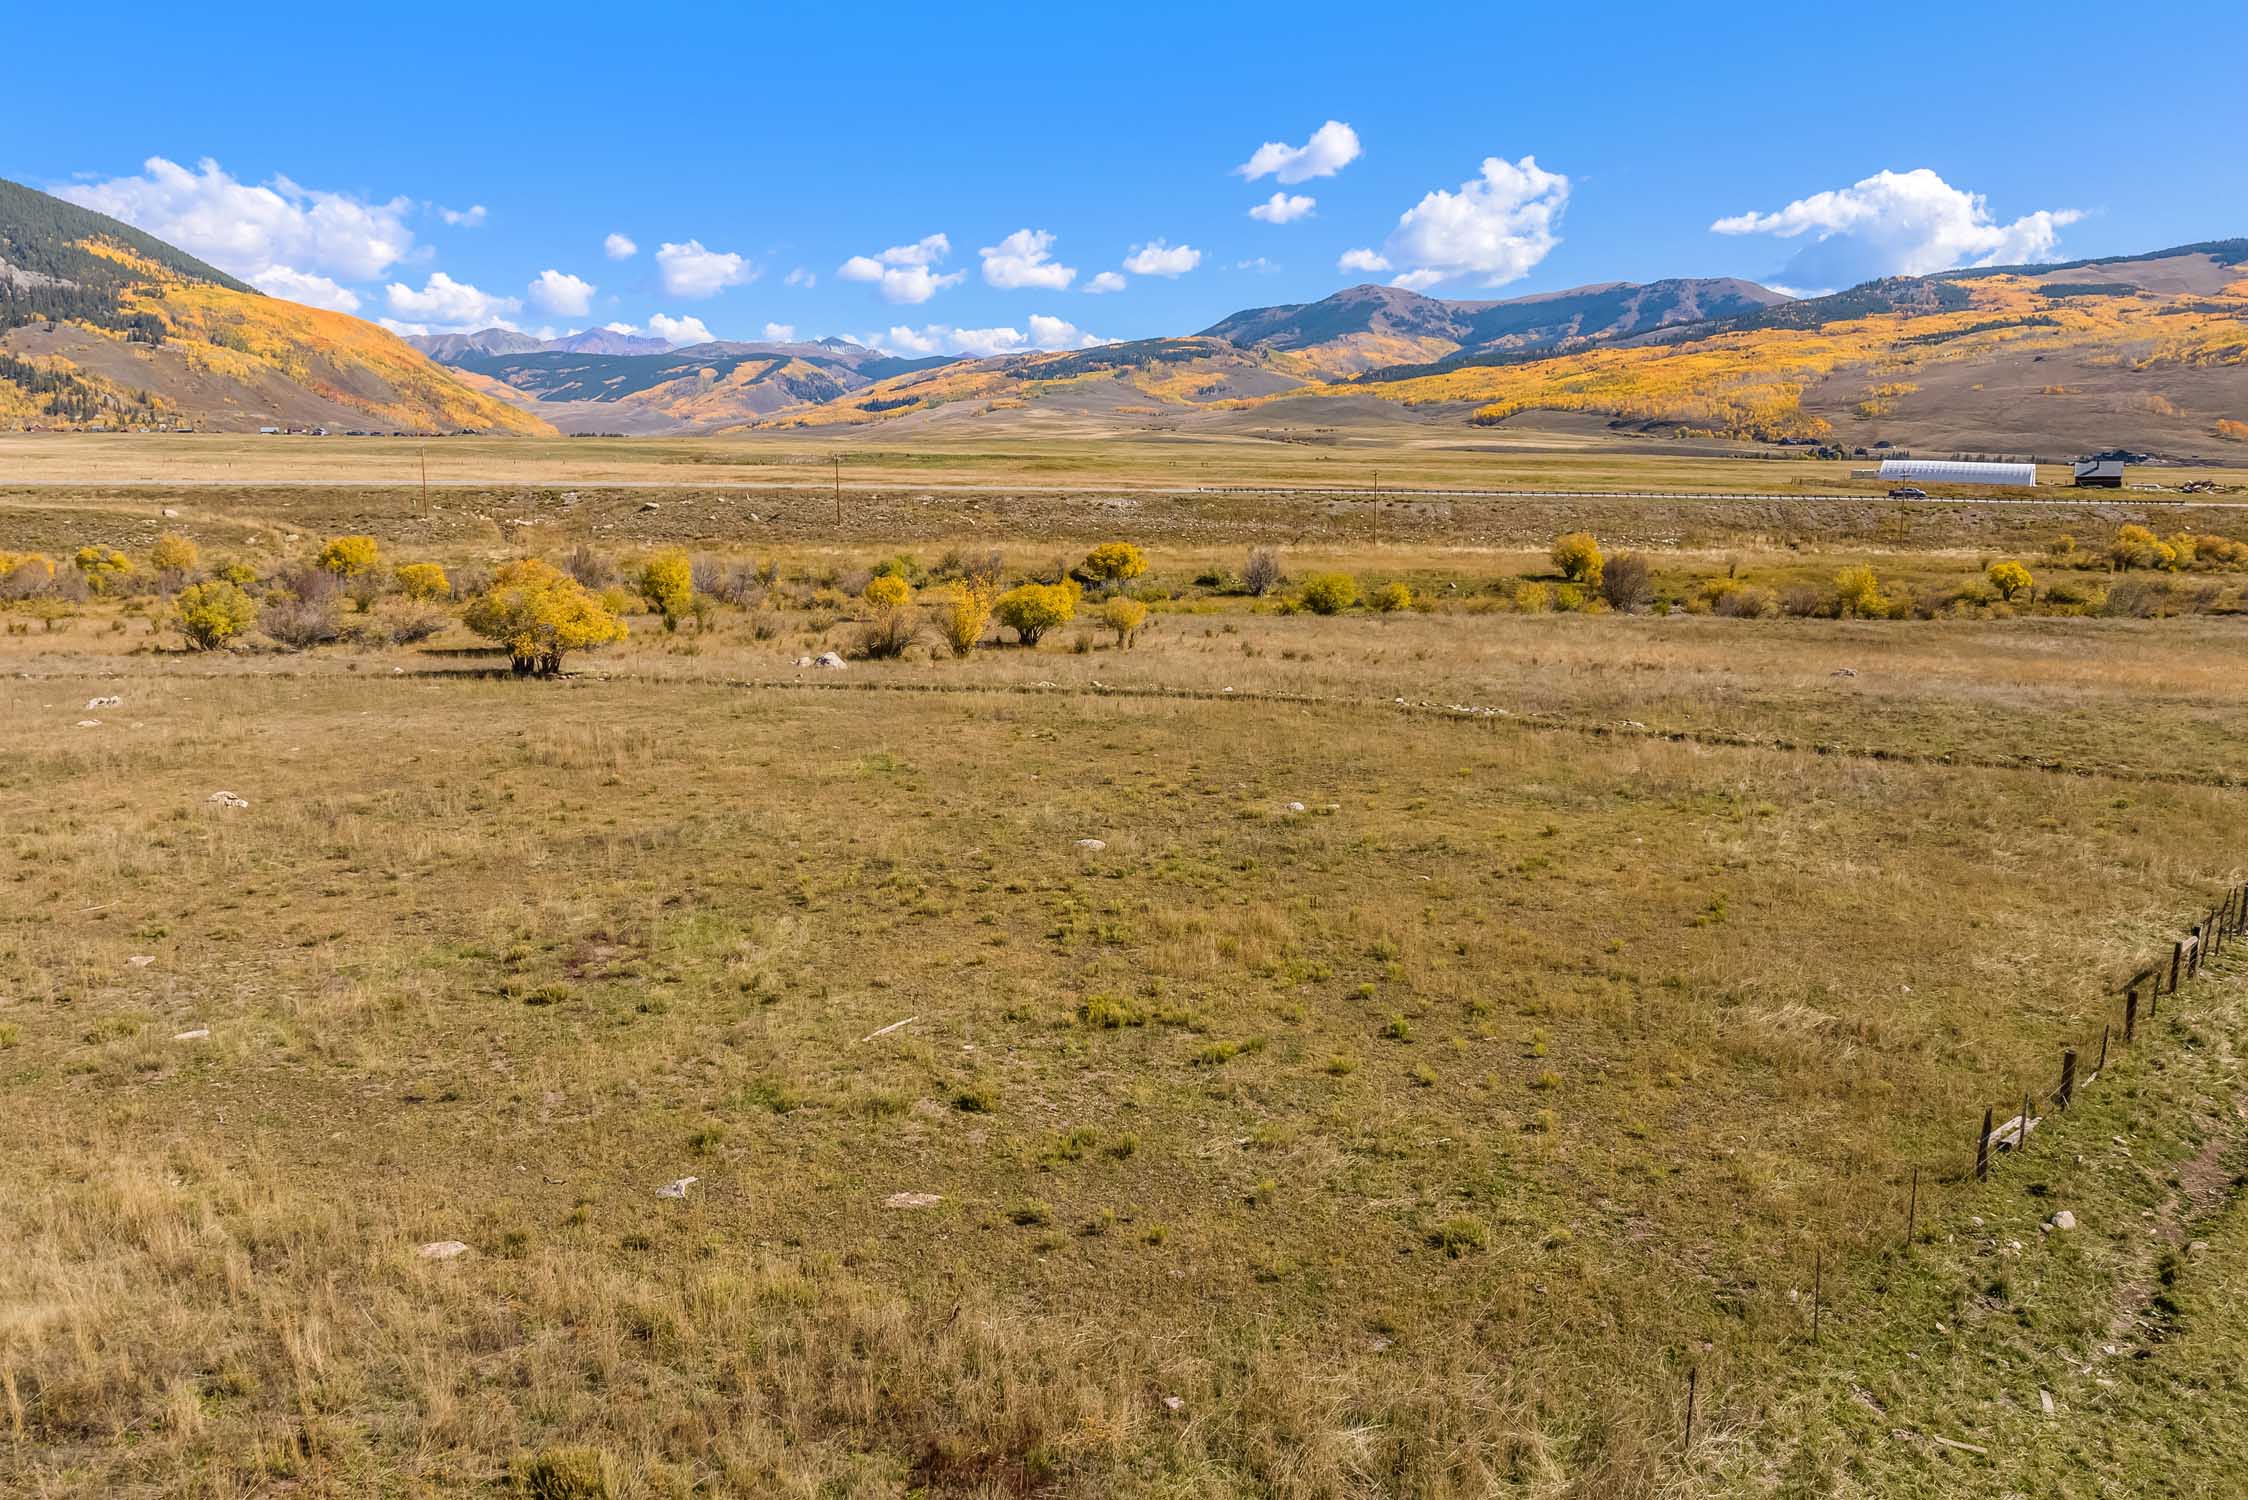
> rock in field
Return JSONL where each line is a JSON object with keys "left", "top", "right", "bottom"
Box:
{"left": 814, "top": 651, "right": 847, "bottom": 669}
{"left": 419, "top": 1240, "right": 470, "bottom": 1259}
{"left": 883, "top": 1192, "right": 943, "bottom": 1209}
{"left": 1074, "top": 838, "right": 1107, "bottom": 852}
{"left": 657, "top": 1176, "right": 698, "bottom": 1199}
{"left": 207, "top": 791, "right": 250, "bottom": 808}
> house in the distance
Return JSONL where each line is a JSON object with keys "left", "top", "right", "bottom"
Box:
{"left": 2072, "top": 457, "right": 2126, "bottom": 488}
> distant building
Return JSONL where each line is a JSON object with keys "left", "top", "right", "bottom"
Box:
{"left": 258, "top": 425, "right": 282, "bottom": 434}
{"left": 1876, "top": 458, "right": 2037, "bottom": 488}
{"left": 2072, "top": 458, "right": 2126, "bottom": 488}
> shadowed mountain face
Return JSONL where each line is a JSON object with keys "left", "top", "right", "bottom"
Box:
{"left": 0, "top": 177, "right": 552, "bottom": 433}
{"left": 1201, "top": 278, "right": 1790, "bottom": 354}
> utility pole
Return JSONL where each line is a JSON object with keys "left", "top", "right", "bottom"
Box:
{"left": 833, "top": 455, "right": 842, "bottom": 530}
{"left": 420, "top": 446, "right": 429, "bottom": 512}
{"left": 1371, "top": 469, "right": 1380, "bottom": 548}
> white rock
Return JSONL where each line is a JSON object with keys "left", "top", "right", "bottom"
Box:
{"left": 1161, "top": 1395, "right": 1185, "bottom": 1412}
{"left": 86, "top": 696, "right": 122, "bottom": 709}
{"left": 657, "top": 1176, "right": 698, "bottom": 1199}
{"left": 2040, "top": 1388, "right": 2055, "bottom": 1417}
{"left": 1074, "top": 838, "right": 1107, "bottom": 852}
{"left": 161, "top": 507, "right": 180, "bottom": 518}
{"left": 128, "top": 955, "right": 156, "bottom": 967}
{"left": 1284, "top": 801, "right": 1306, "bottom": 813}
{"left": 639, "top": 501, "right": 660, "bottom": 512}
{"left": 418, "top": 1240, "right": 469, "bottom": 1259}
{"left": 173, "top": 1027, "right": 211, "bottom": 1041}
{"left": 76, "top": 719, "right": 101, "bottom": 728}
{"left": 207, "top": 791, "right": 250, "bottom": 808}
{"left": 2050, "top": 1210, "right": 2077, "bottom": 1232}
{"left": 883, "top": 1192, "right": 943, "bottom": 1209}
{"left": 814, "top": 651, "right": 848, "bottom": 669}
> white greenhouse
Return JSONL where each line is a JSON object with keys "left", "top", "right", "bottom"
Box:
{"left": 1876, "top": 459, "right": 2037, "bottom": 488}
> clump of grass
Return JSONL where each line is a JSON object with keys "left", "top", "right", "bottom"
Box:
{"left": 1428, "top": 1215, "right": 1490, "bottom": 1257}
{"left": 514, "top": 1446, "right": 617, "bottom": 1500}
{"left": 1078, "top": 994, "right": 1147, "bottom": 1028}
{"left": 688, "top": 1123, "right": 727, "bottom": 1154}
{"left": 1409, "top": 1062, "right": 1438, "bottom": 1087}
{"left": 1105, "top": 1132, "right": 1139, "bottom": 1159}
{"left": 740, "top": 1078, "right": 802, "bottom": 1114}
{"left": 954, "top": 1082, "right": 1000, "bottom": 1113}
{"left": 1325, "top": 1052, "right": 1360, "bottom": 1076}
{"left": 1381, "top": 1015, "right": 1413, "bottom": 1042}
{"left": 1041, "top": 1127, "right": 1100, "bottom": 1164}
{"left": 1193, "top": 1037, "right": 1265, "bottom": 1066}
{"left": 1531, "top": 1069, "right": 1561, "bottom": 1090}
{"left": 1009, "top": 1200, "right": 1052, "bottom": 1226}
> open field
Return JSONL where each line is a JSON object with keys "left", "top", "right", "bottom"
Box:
{"left": 6, "top": 447, "right": 2248, "bottom": 1498}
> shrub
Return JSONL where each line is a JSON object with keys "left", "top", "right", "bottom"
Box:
{"left": 317, "top": 535, "right": 380, "bottom": 577}
{"left": 174, "top": 580, "right": 257, "bottom": 649}
{"left": 564, "top": 544, "right": 616, "bottom": 588}
{"left": 1832, "top": 565, "right": 1888, "bottom": 618}
{"left": 212, "top": 558, "right": 259, "bottom": 589}
{"left": 637, "top": 549, "right": 694, "bottom": 631}
{"left": 1551, "top": 531, "right": 1603, "bottom": 587}
{"left": 2216, "top": 418, "right": 2248, "bottom": 442}
{"left": 933, "top": 580, "right": 995, "bottom": 656}
{"left": 0, "top": 551, "right": 57, "bottom": 598}
{"left": 1987, "top": 559, "right": 2032, "bottom": 601}
{"left": 149, "top": 532, "right": 200, "bottom": 576}
{"left": 1513, "top": 581, "right": 1551, "bottom": 613}
{"left": 464, "top": 558, "right": 629, "bottom": 674}
{"left": 351, "top": 598, "right": 449, "bottom": 647}
{"left": 2109, "top": 524, "right": 2159, "bottom": 571}
{"left": 1713, "top": 584, "right": 1778, "bottom": 619}
{"left": 1242, "top": 547, "right": 1284, "bottom": 596}
{"left": 856, "top": 604, "right": 918, "bottom": 659}
{"left": 1428, "top": 1214, "right": 1490, "bottom": 1257}
{"left": 513, "top": 1446, "right": 617, "bottom": 1500}
{"left": 994, "top": 581, "right": 1077, "bottom": 646}
{"left": 1299, "top": 572, "right": 1358, "bottom": 615}
{"left": 2046, "top": 533, "right": 2079, "bottom": 563}
{"left": 1600, "top": 551, "right": 1653, "bottom": 610}
{"left": 1370, "top": 581, "right": 1412, "bottom": 613}
{"left": 395, "top": 562, "right": 450, "bottom": 601}
{"left": 261, "top": 596, "right": 346, "bottom": 648}
{"left": 74, "top": 546, "right": 136, "bottom": 594}
{"left": 1100, "top": 596, "right": 1148, "bottom": 647}
{"left": 1081, "top": 541, "right": 1148, "bottom": 584}
{"left": 863, "top": 573, "right": 911, "bottom": 610}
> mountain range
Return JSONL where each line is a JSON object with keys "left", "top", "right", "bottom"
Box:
{"left": 3, "top": 171, "right": 2244, "bottom": 458}
{"left": 0, "top": 176, "right": 550, "bottom": 434}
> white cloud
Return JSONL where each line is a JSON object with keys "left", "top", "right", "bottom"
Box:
{"left": 437, "top": 204, "right": 487, "bottom": 228}
{"left": 648, "top": 312, "right": 716, "bottom": 346}
{"left": 870, "top": 316, "right": 1104, "bottom": 358}
{"left": 763, "top": 322, "right": 796, "bottom": 341}
{"left": 655, "top": 239, "right": 753, "bottom": 297}
{"left": 1710, "top": 167, "right": 2083, "bottom": 286}
{"left": 1122, "top": 240, "right": 1201, "bottom": 277}
{"left": 602, "top": 321, "right": 640, "bottom": 334}
{"left": 1369, "top": 154, "right": 1569, "bottom": 290}
{"left": 254, "top": 266, "right": 361, "bottom": 313}
{"left": 1237, "top": 121, "right": 1362, "bottom": 185}
{"left": 839, "top": 233, "right": 964, "bottom": 304}
{"left": 384, "top": 272, "right": 522, "bottom": 330}
{"left": 1338, "top": 248, "right": 1391, "bottom": 274}
{"left": 1234, "top": 257, "right": 1277, "bottom": 273}
{"left": 1249, "top": 192, "right": 1315, "bottom": 225}
{"left": 603, "top": 232, "right": 637, "bottom": 260}
{"left": 528, "top": 269, "right": 596, "bottom": 317}
{"left": 1084, "top": 270, "right": 1127, "bottom": 294}
{"left": 784, "top": 266, "right": 816, "bottom": 287}
{"left": 980, "top": 228, "right": 1076, "bottom": 290}
{"left": 57, "top": 155, "right": 416, "bottom": 285}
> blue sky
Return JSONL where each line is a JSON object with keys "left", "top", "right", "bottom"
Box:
{"left": 9, "top": 1, "right": 2241, "bottom": 354}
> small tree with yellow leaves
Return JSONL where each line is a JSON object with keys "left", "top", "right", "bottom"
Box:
{"left": 1081, "top": 541, "right": 1148, "bottom": 586}
{"left": 75, "top": 546, "right": 137, "bottom": 595}
{"left": 1986, "top": 560, "right": 2031, "bottom": 601}
{"left": 637, "top": 549, "right": 694, "bottom": 631}
{"left": 1100, "top": 596, "right": 1148, "bottom": 647}
{"left": 317, "top": 535, "right": 381, "bottom": 578}
{"left": 1551, "top": 532, "right": 1603, "bottom": 587}
{"left": 994, "top": 581, "right": 1077, "bottom": 646}
{"left": 394, "top": 562, "right": 451, "bottom": 601}
{"left": 933, "top": 580, "right": 994, "bottom": 656}
{"left": 150, "top": 533, "right": 200, "bottom": 578}
{"left": 863, "top": 574, "right": 912, "bottom": 610}
{"left": 465, "top": 559, "right": 628, "bottom": 675}
{"left": 1833, "top": 565, "right": 1888, "bottom": 618}
{"left": 174, "top": 580, "right": 258, "bottom": 650}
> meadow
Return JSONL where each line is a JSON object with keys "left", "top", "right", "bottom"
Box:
{"left": 5, "top": 449, "right": 2248, "bottom": 1499}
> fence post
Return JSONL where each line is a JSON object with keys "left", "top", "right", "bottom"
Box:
{"left": 2057, "top": 1048, "right": 2077, "bottom": 1110}
{"left": 2020, "top": 1091, "right": 2033, "bottom": 1153}
{"left": 1976, "top": 1106, "right": 1993, "bottom": 1180}
{"left": 2126, "top": 986, "right": 2139, "bottom": 1041}
{"left": 1906, "top": 1165, "right": 1919, "bottom": 1247}
{"left": 1812, "top": 1247, "right": 1822, "bottom": 1345}
{"left": 1684, "top": 1365, "right": 1697, "bottom": 1451}
{"left": 2098, "top": 1023, "right": 2110, "bottom": 1074}
{"left": 2170, "top": 941, "right": 2183, "bottom": 996}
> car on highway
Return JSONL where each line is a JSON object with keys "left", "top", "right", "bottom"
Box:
{"left": 1888, "top": 486, "right": 1928, "bottom": 499}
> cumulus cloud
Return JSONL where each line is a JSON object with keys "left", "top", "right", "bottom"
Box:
{"left": 839, "top": 233, "right": 964, "bottom": 304}
{"left": 869, "top": 315, "right": 1104, "bottom": 358}
{"left": 647, "top": 312, "right": 716, "bottom": 346}
{"left": 980, "top": 228, "right": 1076, "bottom": 290}
{"left": 1234, "top": 257, "right": 1277, "bottom": 273}
{"left": 1361, "top": 154, "right": 1569, "bottom": 290}
{"left": 255, "top": 266, "right": 362, "bottom": 313}
{"left": 602, "top": 321, "right": 640, "bottom": 334}
{"left": 1122, "top": 240, "right": 1201, "bottom": 277}
{"left": 528, "top": 269, "right": 596, "bottom": 317}
{"left": 1249, "top": 192, "right": 1315, "bottom": 225}
{"left": 384, "top": 272, "right": 522, "bottom": 331}
{"left": 57, "top": 155, "right": 415, "bottom": 285}
{"left": 1710, "top": 167, "right": 2082, "bottom": 287}
{"left": 1237, "top": 120, "right": 1362, "bottom": 185}
{"left": 784, "top": 266, "right": 816, "bottom": 288}
{"left": 603, "top": 232, "right": 637, "bottom": 260}
{"left": 655, "top": 239, "right": 753, "bottom": 297}
{"left": 1084, "top": 270, "right": 1127, "bottom": 294}
{"left": 763, "top": 322, "right": 796, "bottom": 341}
{"left": 437, "top": 203, "right": 487, "bottom": 228}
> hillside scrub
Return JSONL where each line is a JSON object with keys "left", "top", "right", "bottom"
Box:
{"left": 1298, "top": 572, "right": 1358, "bottom": 615}
{"left": 464, "top": 558, "right": 629, "bottom": 674}
{"left": 173, "top": 580, "right": 256, "bottom": 649}
{"left": 317, "top": 534, "right": 381, "bottom": 578}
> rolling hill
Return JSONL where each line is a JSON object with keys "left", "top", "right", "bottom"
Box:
{"left": 0, "top": 177, "right": 554, "bottom": 434}
{"left": 765, "top": 245, "right": 2248, "bottom": 460}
